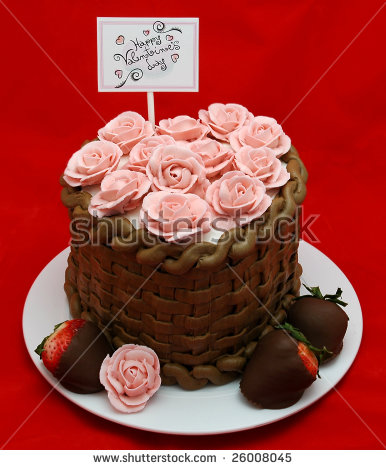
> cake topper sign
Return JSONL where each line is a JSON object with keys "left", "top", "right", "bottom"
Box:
{"left": 111, "top": 22, "right": 182, "bottom": 88}
{"left": 97, "top": 18, "right": 199, "bottom": 93}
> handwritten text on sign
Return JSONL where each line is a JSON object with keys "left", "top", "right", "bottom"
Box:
{"left": 97, "top": 18, "right": 199, "bottom": 92}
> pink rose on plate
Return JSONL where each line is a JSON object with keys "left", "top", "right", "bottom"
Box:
{"left": 122, "top": 135, "right": 176, "bottom": 173}
{"left": 146, "top": 145, "right": 209, "bottom": 197}
{"left": 88, "top": 169, "right": 151, "bottom": 218}
{"left": 199, "top": 103, "right": 254, "bottom": 142}
{"left": 156, "top": 115, "right": 209, "bottom": 141}
{"left": 234, "top": 146, "right": 290, "bottom": 189}
{"left": 141, "top": 191, "right": 212, "bottom": 242}
{"left": 206, "top": 171, "right": 272, "bottom": 231}
{"left": 229, "top": 116, "right": 291, "bottom": 157}
{"left": 98, "top": 111, "right": 154, "bottom": 154}
{"left": 188, "top": 138, "right": 234, "bottom": 179}
{"left": 63, "top": 140, "right": 122, "bottom": 187}
{"left": 99, "top": 344, "right": 161, "bottom": 414}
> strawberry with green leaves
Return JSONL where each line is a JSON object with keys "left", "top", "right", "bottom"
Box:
{"left": 287, "top": 285, "right": 349, "bottom": 361}
{"left": 35, "top": 319, "right": 113, "bottom": 394}
{"left": 240, "top": 328, "right": 319, "bottom": 409}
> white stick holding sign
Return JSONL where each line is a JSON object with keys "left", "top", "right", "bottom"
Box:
{"left": 97, "top": 17, "right": 199, "bottom": 126}
{"left": 147, "top": 92, "right": 155, "bottom": 127}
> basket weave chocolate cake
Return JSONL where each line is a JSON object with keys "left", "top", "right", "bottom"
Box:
{"left": 60, "top": 104, "right": 307, "bottom": 390}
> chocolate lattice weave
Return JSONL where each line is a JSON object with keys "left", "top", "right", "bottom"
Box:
{"left": 62, "top": 146, "right": 307, "bottom": 390}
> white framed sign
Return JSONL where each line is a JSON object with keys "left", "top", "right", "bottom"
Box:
{"left": 97, "top": 17, "right": 199, "bottom": 92}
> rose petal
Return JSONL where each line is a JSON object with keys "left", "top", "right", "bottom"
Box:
{"left": 63, "top": 141, "right": 122, "bottom": 187}
{"left": 141, "top": 191, "right": 212, "bottom": 243}
{"left": 98, "top": 111, "right": 154, "bottom": 153}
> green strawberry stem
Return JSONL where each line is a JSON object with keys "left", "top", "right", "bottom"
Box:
{"left": 296, "top": 284, "right": 348, "bottom": 307}
{"left": 34, "top": 335, "right": 50, "bottom": 358}
{"left": 276, "top": 322, "right": 333, "bottom": 364}
{"left": 34, "top": 321, "right": 65, "bottom": 358}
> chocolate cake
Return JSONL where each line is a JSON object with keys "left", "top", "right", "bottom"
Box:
{"left": 60, "top": 105, "right": 308, "bottom": 390}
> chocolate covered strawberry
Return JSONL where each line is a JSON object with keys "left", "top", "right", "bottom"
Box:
{"left": 240, "top": 329, "right": 318, "bottom": 409}
{"left": 287, "top": 285, "right": 349, "bottom": 361}
{"left": 35, "top": 319, "right": 113, "bottom": 393}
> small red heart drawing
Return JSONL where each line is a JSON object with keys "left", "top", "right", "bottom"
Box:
{"left": 143, "top": 30, "right": 150, "bottom": 36}
{"left": 166, "top": 35, "right": 173, "bottom": 41}
{"left": 115, "top": 70, "right": 123, "bottom": 79}
{"left": 115, "top": 35, "right": 125, "bottom": 45}
{"left": 171, "top": 54, "right": 179, "bottom": 63}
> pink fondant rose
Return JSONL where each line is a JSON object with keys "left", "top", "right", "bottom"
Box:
{"left": 234, "top": 146, "right": 290, "bottom": 189}
{"left": 63, "top": 141, "right": 122, "bottom": 187}
{"left": 199, "top": 103, "right": 254, "bottom": 142}
{"left": 141, "top": 191, "right": 212, "bottom": 242}
{"left": 206, "top": 171, "right": 272, "bottom": 231}
{"left": 122, "top": 135, "right": 176, "bottom": 173}
{"left": 156, "top": 115, "right": 209, "bottom": 141}
{"left": 98, "top": 111, "right": 154, "bottom": 154}
{"left": 188, "top": 138, "right": 234, "bottom": 179}
{"left": 146, "top": 145, "right": 209, "bottom": 197}
{"left": 88, "top": 170, "right": 151, "bottom": 217}
{"left": 99, "top": 344, "right": 161, "bottom": 414}
{"left": 229, "top": 116, "right": 291, "bottom": 157}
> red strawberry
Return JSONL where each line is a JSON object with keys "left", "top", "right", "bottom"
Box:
{"left": 297, "top": 341, "right": 319, "bottom": 377}
{"left": 35, "top": 319, "right": 113, "bottom": 393}
{"left": 36, "top": 319, "right": 86, "bottom": 374}
{"left": 240, "top": 329, "right": 318, "bottom": 409}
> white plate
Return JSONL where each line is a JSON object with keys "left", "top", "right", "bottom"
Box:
{"left": 23, "top": 241, "right": 362, "bottom": 435}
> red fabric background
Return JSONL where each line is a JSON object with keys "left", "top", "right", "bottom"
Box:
{"left": 1, "top": 0, "right": 385, "bottom": 450}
